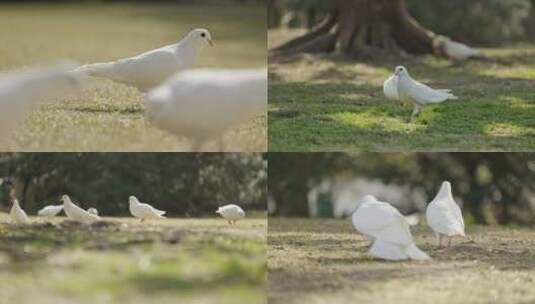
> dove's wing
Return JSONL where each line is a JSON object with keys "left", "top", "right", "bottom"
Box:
{"left": 353, "top": 202, "right": 414, "bottom": 246}
{"left": 427, "top": 199, "right": 465, "bottom": 236}
{"left": 137, "top": 203, "right": 165, "bottom": 216}
{"left": 408, "top": 78, "right": 458, "bottom": 104}
{"left": 79, "top": 48, "right": 182, "bottom": 91}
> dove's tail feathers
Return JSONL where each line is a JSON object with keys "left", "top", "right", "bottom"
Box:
{"left": 369, "top": 240, "right": 409, "bottom": 261}
{"left": 404, "top": 244, "right": 431, "bottom": 260}
{"left": 155, "top": 209, "right": 166, "bottom": 216}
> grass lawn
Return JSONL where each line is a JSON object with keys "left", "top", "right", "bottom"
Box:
{"left": 269, "top": 29, "right": 535, "bottom": 152}
{"left": 0, "top": 214, "right": 267, "bottom": 304}
{"left": 0, "top": 4, "right": 266, "bottom": 152}
{"left": 268, "top": 218, "right": 535, "bottom": 304}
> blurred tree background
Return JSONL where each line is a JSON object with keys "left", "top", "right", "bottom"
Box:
{"left": 269, "top": 0, "right": 535, "bottom": 45}
{"left": 0, "top": 153, "right": 266, "bottom": 216}
{"left": 268, "top": 153, "right": 535, "bottom": 226}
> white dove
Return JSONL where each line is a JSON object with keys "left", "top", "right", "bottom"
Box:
{"left": 383, "top": 73, "right": 399, "bottom": 101}
{"left": 395, "top": 66, "right": 458, "bottom": 122}
{"left": 0, "top": 62, "right": 84, "bottom": 140}
{"left": 352, "top": 195, "right": 430, "bottom": 261}
{"left": 426, "top": 181, "right": 466, "bottom": 247}
{"left": 145, "top": 68, "right": 267, "bottom": 151}
{"left": 129, "top": 196, "right": 166, "bottom": 222}
{"left": 37, "top": 204, "right": 63, "bottom": 217}
{"left": 76, "top": 28, "right": 214, "bottom": 92}
{"left": 216, "top": 204, "right": 245, "bottom": 225}
{"left": 9, "top": 199, "right": 29, "bottom": 224}
{"left": 443, "top": 38, "right": 481, "bottom": 61}
{"left": 61, "top": 194, "right": 101, "bottom": 223}
{"left": 87, "top": 208, "right": 99, "bottom": 216}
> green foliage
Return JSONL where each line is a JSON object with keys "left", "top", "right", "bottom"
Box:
{"left": 0, "top": 153, "right": 266, "bottom": 216}
{"left": 406, "top": 0, "right": 532, "bottom": 45}
{"left": 268, "top": 153, "right": 535, "bottom": 225}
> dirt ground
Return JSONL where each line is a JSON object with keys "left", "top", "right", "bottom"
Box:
{"left": 268, "top": 218, "right": 535, "bottom": 304}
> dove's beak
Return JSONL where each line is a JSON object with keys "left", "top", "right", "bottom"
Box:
{"left": 208, "top": 38, "right": 215, "bottom": 47}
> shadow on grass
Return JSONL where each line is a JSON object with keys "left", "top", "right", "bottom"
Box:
{"left": 269, "top": 50, "right": 535, "bottom": 151}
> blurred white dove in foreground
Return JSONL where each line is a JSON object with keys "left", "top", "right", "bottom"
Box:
{"left": 87, "top": 208, "right": 99, "bottom": 216}
{"left": 442, "top": 38, "right": 481, "bottom": 61}
{"left": 395, "top": 66, "right": 458, "bottom": 122}
{"left": 0, "top": 62, "right": 84, "bottom": 140}
{"left": 61, "top": 195, "right": 101, "bottom": 223}
{"left": 10, "top": 199, "right": 29, "bottom": 224}
{"left": 216, "top": 204, "right": 245, "bottom": 225}
{"left": 145, "top": 68, "right": 267, "bottom": 151}
{"left": 76, "top": 28, "right": 214, "bottom": 92}
{"left": 352, "top": 195, "right": 430, "bottom": 261}
{"left": 129, "top": 196, "right": 166, "bottom": 222}
{"left": 426, "top": 181, "right": 466, "bottom": 247}
{"left": 38, "top": 204, "right": 63, "bottom": 217}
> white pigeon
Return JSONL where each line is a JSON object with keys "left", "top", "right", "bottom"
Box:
{"left": 9, "top": 199, "right": 29, "bottom": 224}
{"left": 76, "top": 28, "right": 214, "bottom": 92}
{"left": 37, "top": 204, "right": 63, "bottom": 217}
{"left": 145, "top": 68, "right": 267, "bottom": 151}
{"left": 352, "top": 195, "right": 430, "bottom": 261}
{"left": 426, "top": 181, "right": 466, "bottom": 247}
{"left": 0, "top": 62, "right": 85, "bottom": 140}
{"left": 129, "top": 196, "right": 166, "bottom": 222}
{"left": 383, "top": 74, "right": 399, "bottom": 101}
{"left": 61, "top": 194, "right": 101, "bottom": 223}
{"left": 394, "top": 66, "right": 458, "bottom": 122}
{"left": 443, "top": 38, "right": 481, "bottom": 61}
{"left": 216, "top": 204, "right": 245, "bottom": 225}
{"left": 87, "top": 208, "right": 99, "bottom": 216}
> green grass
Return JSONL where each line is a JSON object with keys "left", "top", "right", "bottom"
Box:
{"left": 268, "top": 218, "right": 535, "bottom": 304}
{"left": 269, "top": 29, "right": 535, "bottom": 151}
{"left": 0, "top": 4, "right": 266, "bottom": 152}
{"left": 0, "top": 214, "right": 267, "bottom": 304}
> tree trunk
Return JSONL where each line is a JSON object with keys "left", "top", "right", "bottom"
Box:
{"left": 270, "top": 0, "right": 443, "bottom": 58}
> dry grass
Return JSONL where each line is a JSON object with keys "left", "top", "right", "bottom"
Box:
{"left": 268, "top": 218, "right": 535, "bottom": 304}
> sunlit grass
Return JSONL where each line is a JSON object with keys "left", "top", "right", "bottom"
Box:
{"left": 0, "top": 4, "right": 266, "bottom": 152}
{"left": 269, "top": 29, "right": 535, "bottom": 152}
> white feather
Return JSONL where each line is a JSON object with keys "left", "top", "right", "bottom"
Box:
{"left": 216, "top": 204, "right": 245, "bottom": 221}
{"left": 145, "top": 68, "right": 267, "bottom": 149}
{"left": 396, "top": 67, "right": 458, "bottom": 106}
{"left": 383, "top": 74, "right": 399, "bottom": 100}
{"left": 129, "top": 196, "right": 166, "bottom": 220}
{"left": 443, "top": 39, "right": 481, "bottom": 61}
{"left": 426, "top": 181, "right": 465, "bottom": 237}
{"left": 9, "top": 200, "right": 29, "bottom": 224}
{"left": 0, "top": 62, "right": 84, "bottom": 139}
{"left": 38, "top": 204, "right": 63, "bottom": 217}
{"left": 76, "top": 29, "right": 213, "bottom": 92}
{"left": 62, "top": 195, "right": 101, "bottom": 223}
{"left": 352, "top": 195, "right": 430, "bottom": 261}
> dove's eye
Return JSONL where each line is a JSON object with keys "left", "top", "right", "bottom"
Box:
{"left": 201, "top": 33, "right": 206, "bottom": 38}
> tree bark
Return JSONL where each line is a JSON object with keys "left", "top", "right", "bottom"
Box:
{"left": 270, "top": 0, "right": 442, "bottom": 58}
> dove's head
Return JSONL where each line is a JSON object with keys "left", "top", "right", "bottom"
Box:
{"left": 394, "top": 66, "right": 409, "bottom": 77}
{"left": 61, "top": 194, "right": 71, "bottom": 204}
{"left": 187, "top": 28, "right": 214, "bottom": 47}
{"left": 440, "top": 181, "right": 452, "bottom": 194}
{"left": 129, "top": 196, "right": 139, "bottom": 205}
{"left": 12, "top": 199, "right": 19, "bottom": 207}
{"left": 238, "top": 209, "right": 245, "bottom": 218}
{"left": 361, "top": 195, "right": 377, "bottom": 204}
